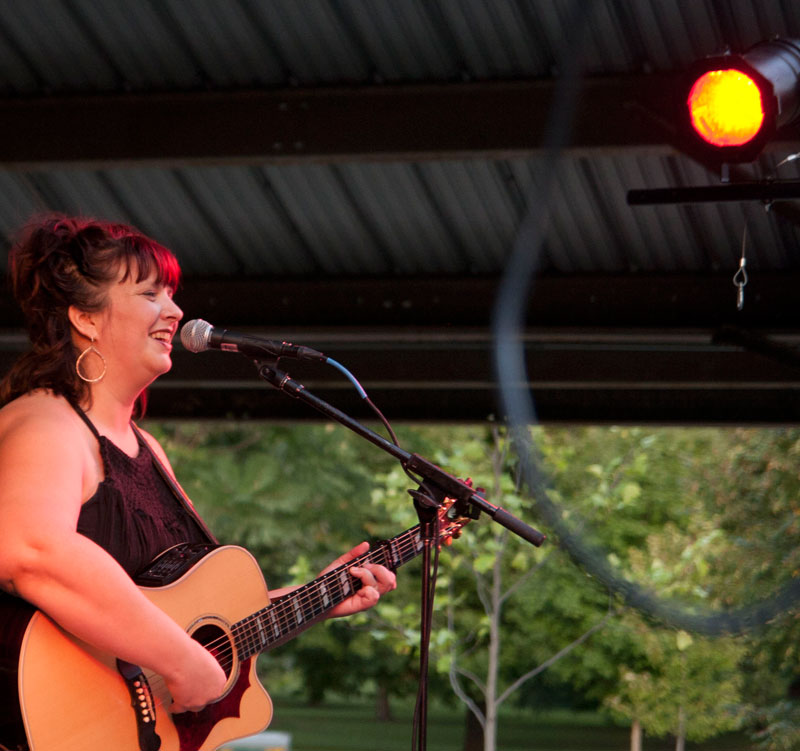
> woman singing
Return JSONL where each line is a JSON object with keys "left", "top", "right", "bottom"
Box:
{"left": 0, "top": 215, "right": 395, "bottom": 750}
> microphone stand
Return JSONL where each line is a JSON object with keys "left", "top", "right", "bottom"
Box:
{"left": 253, "top": 359, "right": 546, "bottom": 749}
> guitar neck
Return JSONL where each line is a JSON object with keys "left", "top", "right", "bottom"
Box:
{"left": 233, "top": 523, "right": 427, "bottom": 660}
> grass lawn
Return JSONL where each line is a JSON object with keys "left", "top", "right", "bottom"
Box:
{"left": 266, "top": 701, "right": 754, "bottom": 751}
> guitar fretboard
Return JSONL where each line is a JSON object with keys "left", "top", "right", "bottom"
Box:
{"left": 233, "top": 524, "right": 427, "bottom": 661}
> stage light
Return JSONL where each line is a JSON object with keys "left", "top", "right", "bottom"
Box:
{"left": 683, "top": 38, "right": 800, "bottom": 162}
{"left": 687, "top": 69, "right": 764, "bottom": 147}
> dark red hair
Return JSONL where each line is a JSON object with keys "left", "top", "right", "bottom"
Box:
{"left": 0, "top": 213, "right": 181, "bottom": 413}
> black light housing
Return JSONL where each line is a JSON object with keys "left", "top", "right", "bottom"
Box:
{"left": 683, "top": 38, "right": 800, "bottom": 163}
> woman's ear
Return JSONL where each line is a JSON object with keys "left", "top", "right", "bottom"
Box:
{"left": 67, "top": 305, "right": 97, "bottom": 342}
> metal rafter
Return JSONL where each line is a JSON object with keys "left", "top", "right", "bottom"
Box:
{"left": 1, "top": 273, "right": 798, "bottom": 423}
{"left": 0, "top": 75, "right": 705, "bottom": 168}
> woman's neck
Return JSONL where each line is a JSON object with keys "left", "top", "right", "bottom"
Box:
{"left": 81, "top": 385, "right": 138, "bottom": 435}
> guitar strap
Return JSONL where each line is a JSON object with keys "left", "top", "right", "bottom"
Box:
{"left": 130, "top": 421, "right": 219, "bottom": 544}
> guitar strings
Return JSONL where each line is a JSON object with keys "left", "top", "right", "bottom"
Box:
{"left": 134, "top": 527, "right": 430, "bottom": 706}
{"left": 100, "top": 524, "right": 445, "bottom": 733}
{"left": 135, "top": 551, "right": 378, "bottom": 703}
{"left": 220, "top": 524, "right": 428, "bottom": 658}
{"left": 205, "top": 509, "right": 462, "bottom": 664}
{"left": 214, "top": 528, "right": 422, "bottom": 661}
{"left": 136, "top": 540, "right": 404, "bottom": 702}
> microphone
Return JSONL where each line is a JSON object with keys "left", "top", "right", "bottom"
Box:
{"left": 180, "top": 319, "right": 326, "bottom": 361}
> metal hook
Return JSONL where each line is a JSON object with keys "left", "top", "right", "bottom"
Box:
{"left": 733, "top": 225, "right": 748, "bottom": 311}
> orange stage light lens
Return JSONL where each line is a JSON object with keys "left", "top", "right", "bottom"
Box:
{"left": 687, "top": 69, "right": 766, "bottom": 147}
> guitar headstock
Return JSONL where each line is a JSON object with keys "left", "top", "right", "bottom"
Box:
{"left": 437, "top": 497, "right": 475, "bottom": 547}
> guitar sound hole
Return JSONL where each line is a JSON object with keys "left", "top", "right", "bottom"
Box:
{"left": 191, "top": 623, "right": 234, "bottom": 679}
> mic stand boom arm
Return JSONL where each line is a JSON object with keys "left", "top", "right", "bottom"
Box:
{"left": 255, "top": 360, "right": 546, "bottom": 547}
{"left": 255, "top": 358, "right": 544, "bottom": 751}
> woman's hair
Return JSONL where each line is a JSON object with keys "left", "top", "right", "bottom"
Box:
{"left": 0, "top": 213, "right": 180, "bottom": 411}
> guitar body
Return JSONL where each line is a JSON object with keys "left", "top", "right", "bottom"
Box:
{"left": 7, "top": 546, "right": 273, "bottom": 751}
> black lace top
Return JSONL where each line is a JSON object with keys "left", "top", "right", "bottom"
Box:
{"left": 73, "top": 405, "right": 211, "bottom": 577}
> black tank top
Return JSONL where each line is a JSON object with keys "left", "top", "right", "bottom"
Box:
{"left": 72, "top": 405, "right": 211, "bottom": 577}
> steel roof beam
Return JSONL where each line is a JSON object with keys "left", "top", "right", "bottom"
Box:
{"left": 0, "top": 75, "right": 731, "bottom": 168}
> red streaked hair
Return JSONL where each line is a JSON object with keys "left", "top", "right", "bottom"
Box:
{"left": 1, "top": 213, "right": 181, "bottom": 414}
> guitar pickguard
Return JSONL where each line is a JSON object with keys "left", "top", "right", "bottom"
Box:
{"left": 172, "top": 656, "right": 253, "bottom": 751}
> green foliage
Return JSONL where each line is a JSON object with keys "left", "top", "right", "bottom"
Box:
{"left": 145, "top": 419, "right": 413, "bottom": 702}
{"left": 750, "top": 700, "right": 800, "bottom": 751}
{"left": 694, "top": 428, "right": 800, "bottom": 751}
{"left": 145, "top": 421, "right": 396, "bottom": 580}
{"left": 603, "top": 617, "right": 745, "bottom": 741}
{"left": 143, "top": 419, "right": 800, "bottom": 748}
{"left": 537, "top": 426, "right": 798, "bottom": 747}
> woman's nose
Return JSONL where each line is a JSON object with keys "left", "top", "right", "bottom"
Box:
{"left": 165, "top": 294, "right": 183, "bottom": 321}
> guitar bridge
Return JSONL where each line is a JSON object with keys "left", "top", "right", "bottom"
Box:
{"left": 117, "top": 660, "right": 162, "bottom": 751}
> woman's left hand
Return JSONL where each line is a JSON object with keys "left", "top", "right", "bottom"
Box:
{"left": 323, "top": 541, "right": 397, "bottom": 618}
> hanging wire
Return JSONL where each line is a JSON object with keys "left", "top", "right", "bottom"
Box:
{"left": 733, "top": 224, "right": 748, "bottom": 311}
{"left": 492, "top": 3, "right": 800, "bottom": 635}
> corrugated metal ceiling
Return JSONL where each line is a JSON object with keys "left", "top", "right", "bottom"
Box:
{"left": 0, "top": 154, "right": 796, "bottom": 277}
{"left": 0, "top": 1, "right": 791, "bottom": 90}
{"left": 0, "top": 0, "right": 799, "bottom": 423}
{"left": 0, "top": 1, "right": 797, "bottom": 279}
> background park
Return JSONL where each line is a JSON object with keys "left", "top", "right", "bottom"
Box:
{"left": 142, "top": 419, "right": 800, "bottom": 751}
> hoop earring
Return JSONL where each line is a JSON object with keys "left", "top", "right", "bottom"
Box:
{"left": 76, "top": 338, "right": 107, "bottom": 383}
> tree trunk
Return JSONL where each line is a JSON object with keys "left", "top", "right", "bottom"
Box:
{"left": 483, "top": 534, "right": 505, "bottom": 751}
{"left": 484, "top": 698, "right": 496, "bottom": 751}
{"left": 630, "top": 718, "right": 642, "bottom": 751}
{"left": 463, "top": 703, "right": 485, "bottom": 751}
{"left": 675, "top": 706, "right": 686, "bottom": 751}
{"left": 483, "top": 624, "right": 498, "bottom": 751}
{"left": 375, "top": 682, "right": 392, "bottom": 722}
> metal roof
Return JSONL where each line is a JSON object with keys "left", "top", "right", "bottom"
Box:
{"left": 0, "top": 0, "right": 799, "bottom": 424}
{"left": 0, "top": 0, "right": 789, "bottom": 90}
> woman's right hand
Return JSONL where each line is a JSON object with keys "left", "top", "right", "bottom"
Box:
{"left": 166, "top": 638, "right": 228, "bottom": 714}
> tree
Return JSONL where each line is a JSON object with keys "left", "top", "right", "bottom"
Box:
{"left": 143, "top": 418, "right": 799, "bottom": 748}
{"left": 368, "top": 424, "right": 617, "bottom": 751}
{"left": 448, "top": 427, "right": 617, "bottom": 751}
{"left": 604, "top": 620, "right": 744, "bottom": 750}
{"left": 692, "top": 428, "right": 800, "bottom": 751}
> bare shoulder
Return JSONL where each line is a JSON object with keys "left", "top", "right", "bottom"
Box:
{"left": 0, "top": 391, "right": 85, "bottom": 451}
{"left": 0, "top": 391, "right": 90, "bottom": 468}
{"left": 0, "top": 392, "right": 91, "bottom": 511}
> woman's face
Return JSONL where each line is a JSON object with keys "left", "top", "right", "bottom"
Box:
{"left": 93, "top": 265, "right": 183, "bottom": 389}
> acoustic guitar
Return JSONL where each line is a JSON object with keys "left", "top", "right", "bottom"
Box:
{"left": 0, "top": 500, "right": 470, "bottom": 751}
